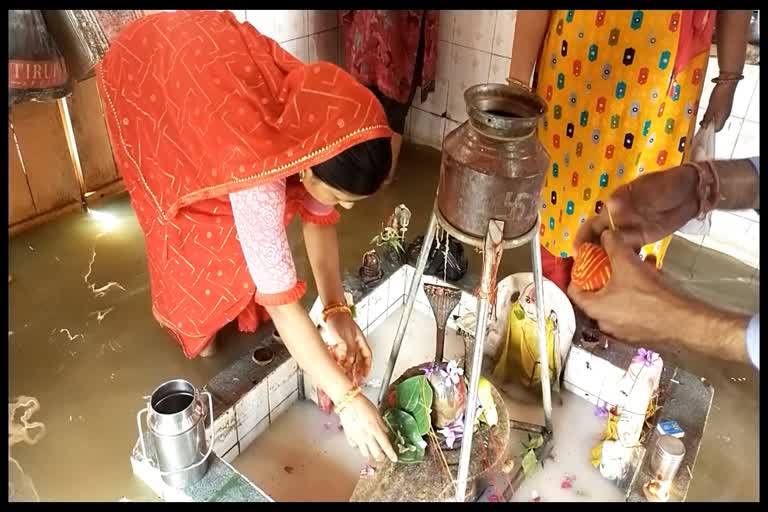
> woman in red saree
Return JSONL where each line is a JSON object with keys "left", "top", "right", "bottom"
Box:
{"left": 97, "top": 10, "right": 396, "bottom": 462}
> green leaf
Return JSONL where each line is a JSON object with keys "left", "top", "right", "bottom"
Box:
{"left": 526, "top": 433, "right": 544, "bottom": 450}
{"left": 395, "top": 375, "right": 433, "bottom": 436}
{"left": 521, "top": 449, "right": 538, "bottom": 478}
{"left": 383, "top": 409, "right": 426, "bottom": 464}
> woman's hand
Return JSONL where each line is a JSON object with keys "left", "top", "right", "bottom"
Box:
{"left": 701, "top": 81, "right": 738, "bottom": 132}
{"left": 338, "top": 394, "right": 398, "bottom": 463}
{"left": 325, "top": 312, "right": 372, "bottom": 381}
{"left": 574, "top": 164, "right": 700, "bottom": 251}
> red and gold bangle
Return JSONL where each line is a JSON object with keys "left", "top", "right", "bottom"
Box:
{"left": 322, "top": 302, "right": 352, "bottom": 323}
{"left": 333, "top": 386, "right": 362, "bottom": 415}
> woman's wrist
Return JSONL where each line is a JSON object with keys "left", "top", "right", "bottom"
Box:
{"left": 322, "top": 302, "right": 352, "bottom": 322}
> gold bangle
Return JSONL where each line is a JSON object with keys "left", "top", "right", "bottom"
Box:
{"left": 506, "top": 76, "right": 532, "bottom": 91}
{"left": 333, "top": 386, "right": 362, "bottom": 415}
{"left": 322, "top": 303, "right": 351, "bottom": 323}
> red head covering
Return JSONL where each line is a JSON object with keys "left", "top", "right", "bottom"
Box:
{"left": 98, "top": 10, "right": 392, "bottom": 220}
{"left": 96, "top": 10, "right": 392, "bottom": 357}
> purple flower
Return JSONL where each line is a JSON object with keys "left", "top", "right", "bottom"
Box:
{"left": 438, "top": 416, "right": 465, "bottom": 449}
{"left": 422, "top": 363, "right": 438, "bottom": 379}
{"left": 438, "top": 426, "right": 458, "bottom": 448}
{"left": 633, "top": 348, "right": 658, "bottom": 367}
{"left": 594, "top": 403, "right": 609, "bottom": 418}
{"left": 441, "top": 360, "right": 464, "bottom": 386}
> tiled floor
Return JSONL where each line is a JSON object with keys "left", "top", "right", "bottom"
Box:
{"left": 8, "top": 142, "right": 759, "bottom": 501}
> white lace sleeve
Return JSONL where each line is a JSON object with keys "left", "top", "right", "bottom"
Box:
{"left": 230, "top": 180, "right": 299, "bottom": 298}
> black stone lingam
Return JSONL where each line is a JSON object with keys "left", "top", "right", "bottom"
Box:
{"left": 359, "top": 249, "right": 384, "bottom": 288}
{"left": 423, "top": 283, "right": 465, "bottom": 435}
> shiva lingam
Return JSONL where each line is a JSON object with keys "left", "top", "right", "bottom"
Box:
{"left": 371, "top": 281, "right": 507, "bottom": 501}
{"left": 422, "top": 283, "right": 465, "bottom": 448}
{"left": 359, "top": 249, "right": 384, "bottom": 288}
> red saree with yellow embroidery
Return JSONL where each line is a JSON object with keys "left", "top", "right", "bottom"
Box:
{"left": 97, "top": 10, "right": 391, "bottom": 358}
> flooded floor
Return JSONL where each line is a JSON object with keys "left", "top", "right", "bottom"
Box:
{"left": 8, "top": 143, "right": 759, "bottom": 501}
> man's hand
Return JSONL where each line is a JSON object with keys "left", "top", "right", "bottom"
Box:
{"left": 568, "top": 230, "right": 752, "bottom": 365}
{"left": 568, "top": 230, "right": 690, "bottom": 345}
{"left": 574, "top": 164, "right": 700, "bottom": 251}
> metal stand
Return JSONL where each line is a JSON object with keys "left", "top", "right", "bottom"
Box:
{"left": 377, "top": 204, "right": 554, "bottom": 502}
{"left": 56, "top": 97, "right": 88, "bottom": 211}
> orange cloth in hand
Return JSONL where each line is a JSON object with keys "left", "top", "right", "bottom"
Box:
{"left": 571, "top": 243, "right": 612, "bottom": 291}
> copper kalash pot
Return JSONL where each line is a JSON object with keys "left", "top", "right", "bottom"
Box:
{"left": 438, "top": 84, "right": 549, "bottom": 240}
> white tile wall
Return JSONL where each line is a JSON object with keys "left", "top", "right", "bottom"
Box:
{"left": 446, "top": 44, "right": 492, "bottom": 123}
{"left": 733, "top": 121, "right": 760, "bottom": 159}
{"left": 208, "top": 406, "right": 238, "bottom": 458}
{"left": 491, "top": 11, "right": 516, "bottom": 58}
{"left": 239, "top": 10, "right": 341, "bottom": 65}
{"left": 268, "top": 359, "right": 299, "bottom": 410}
{"left": 489, "top": 55, "right": 512, "bottom": 85}
{"left": 271, "top": 390, "right": 298, "bottom": 421}
{"left": 222, "top": 444, "right": 240, "bottom": 464}
{"left": 746, "top": 86, "right": 760, "bottom": 123}
{"left": 234, "top": 380, "right": 269, "bottom": 443}
{"left": 409, "top": 108, "right": 445, "bottom": 149}
{"left": 239, "top": 417, "right": 269, "bottom": 453}
{"left": 453, "top": 10, "right": 497, "bottom": 53}
{"left": 309, "top": 29, "right": 339, "bottom": 63}
{"left": 687, "top": 57, "right": 760, "bottom": 268}
{"left": 406, "top": 10, "right": 519, "bottom": 151}
{"left": 307, "top": 10, "right": 338, "bottom": 34}
{"left": 280, "top": 37, "right": 310, "bottom": 64}
{"left": 438, "top": 11, "right": 456, "bottom": 44}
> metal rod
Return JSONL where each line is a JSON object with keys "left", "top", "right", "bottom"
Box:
{"left": 531, "top": 229, "right": 553, "bottom": 432}
{"left": 509, "top": 419, "right": 547, "bottom": 434}
{"left": 56, "top": 97, "right": 88, "bottom": 211}
{"left": 377, "top": 211, "right": 439, "bottom": 406}
{"left": 454, "top": 219, "right": 505, "bottom": 502}
{"left": 297, "top": 369, "right": 306, "bottom": 401}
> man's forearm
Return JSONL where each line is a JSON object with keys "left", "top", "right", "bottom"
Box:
{"left": 508, "top": 10, "right": 550, "bottom": 86}
{"left": 713, "top": 158, "right": 760, "bottom": 210}
{"left": 669, "top": 294, "right": 751, "bottom": 365}
{"left": 303, "top": 223, "right": 347, "bottom": 306}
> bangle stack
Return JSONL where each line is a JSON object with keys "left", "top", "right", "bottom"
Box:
{"left": 334, "top": 386, "right": 362, "bottom": 415}
{"left": 321, "top": 302, "right": 352, "bottom": 323}
{"left": 683, "top": 160, "right": 721, "bottom": 220}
